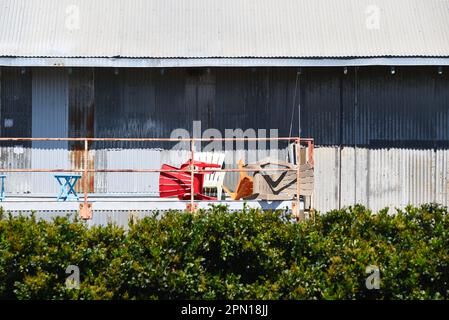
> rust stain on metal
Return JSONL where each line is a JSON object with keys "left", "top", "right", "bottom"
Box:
{"left": 70, "top": 150, "right": 94, "bottom": 193}
{"left": 69, "top": 68, "right": 95, "bottom": 193}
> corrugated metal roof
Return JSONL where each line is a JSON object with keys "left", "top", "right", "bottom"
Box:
{"left": 1, "top": 0, "right": 449, "bottom": 59}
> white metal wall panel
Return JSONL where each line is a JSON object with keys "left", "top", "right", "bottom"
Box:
{"left": 102, "top": 149, "right": 161, "bottom": 194}
{"left": 313, "top": 147, "right": 340, "bottom": 212}
{"left": 435, "top": 150, "right": 449, "bottom": 206}
{"left": 313, "top": 147, "right": 449, "bottom": 212}
{"left": 0, "top": 147, "right": 31, "bottom": 194}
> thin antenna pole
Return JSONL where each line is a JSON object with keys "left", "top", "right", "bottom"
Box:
{"left": 289, "top": 70, "right": 300, "bottom": 139}
{"left": 298, "top": 70, "right": 301, "bottom": 138}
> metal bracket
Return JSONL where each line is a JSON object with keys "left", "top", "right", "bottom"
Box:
{"left": 79, "top": 203, "right": 93, "bottom": 220}
{"left": 186, "top": 203, "right": 198, "bottom": 213}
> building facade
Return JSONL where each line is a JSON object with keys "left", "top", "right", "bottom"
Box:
{"left": 0, "top": 66, "right": 448, "bottom": 211}
{"left": 1, "top": 0, "right": 449, "bottom": 212}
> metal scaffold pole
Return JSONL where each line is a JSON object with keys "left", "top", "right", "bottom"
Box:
{"left": 79, "top": 138, "right": 92, "bottom": 219}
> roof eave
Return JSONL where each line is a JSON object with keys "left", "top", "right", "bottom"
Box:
{"left": 2, "top": 57, "right": 449, "bottom": 67}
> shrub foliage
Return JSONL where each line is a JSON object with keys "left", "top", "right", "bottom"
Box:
{"left": 0, "top": 204, "right": 448, "bottom": 299}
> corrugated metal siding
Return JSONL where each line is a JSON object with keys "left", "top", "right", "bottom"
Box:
{"left": 0, "top": 67, "right": 32, "bottom": 142}
{"left": 31, "top": 68, "right": 68, "bottom": 148}
{"left": 0, "top": 67, "right": 32, "bottom": 193}
{"left": 334, "top": 66, "right": 449, "bottom": 147}
{"left": 92, "top": 148, "right": 289, "bottom": 196}
{"left": 313, "top": 147, "right": 340, "bottom": 212}
{"left": 300, "top": 68, "right": 342, "bottom": 145}
{"left": 435, "top": 150, "right": 449, "bottom": 205}
{"left": 69, "top": 68, "right": 95, "bottom": 192}
{"left": 1, "top": 0, "right": 449, "bottom": 59}
{"left": 31, "top": 68, "right": 69, "bottom": 194}
{"left": 213, "top": 68, "right": 300, "bottom": 139}
{"left": 6, "top": 211, "right": 151, "bottom": 229}
{"left": 0, "top": 147, "right": 31, "bottom": 194}
{"left": 1, "top": 66, "right": 449, "bottom": 212}
{"left": 354, "top": 67, "right": 449, "bottom": 145}
{"left": 313, "top": 147, "right": 449, "bottom": 212}
{"left": 92, "top": 68, "right": 296, "bottom": 193}
{"left": 92, "top": 67, "right": 449, "bottom": 148}
{"left": 94, "top": 149, "right": 161, "bottom": 194}
{"left": 94, "top": 68, "right": 185, "bottom": 146}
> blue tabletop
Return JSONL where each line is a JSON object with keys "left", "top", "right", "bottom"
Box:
{"left": 54, "top": 174, "right": 82, "bottom": 178}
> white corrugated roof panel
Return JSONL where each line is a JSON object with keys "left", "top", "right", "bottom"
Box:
{"left": 1, "top": 0, "right": 449, "bottom": 59}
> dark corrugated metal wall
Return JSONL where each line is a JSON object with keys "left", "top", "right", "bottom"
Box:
{"left": 69, "top": 68, "right": 95, "bottom": 192}
{"left": 2, "top": 66, "right": 448, "bottom": 145}
{"left": 341, "top": 66, "right": 449, "bottom": 147}
{"left": 90, "top": 66, "right": 449, "bottom": 147}
{"left": 1, "top": 66, "right": 448, "bottom": 207}
{"left": 31, "top": 68, "right": 69, "bottom": 194}
{"left": 0, "top": 67, "right": 32, "bottom": 193}
{"left": 0, "top": 67, "right": 32, "bottom": 145}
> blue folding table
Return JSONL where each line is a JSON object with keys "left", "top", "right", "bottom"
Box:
{"left": 54, "top": 174, "right": 82, "bottom": 201}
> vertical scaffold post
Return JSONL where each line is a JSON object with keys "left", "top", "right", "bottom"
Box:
{"left": 187, "top": 138, "right": 198, "bottom": 213}
{"left": 308, "top": 140, "right": 315, "bottom": 168}
{"left": 293, "top": 138, "right": 304, "bottom": 221}
{"left": 79, "top": 138, "right": 92, "bottom": 219}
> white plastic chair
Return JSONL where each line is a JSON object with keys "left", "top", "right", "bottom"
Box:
{"left": 288, "top": 143, "right": 297, "bottom": 165}
{"left": 288, "top": 142, "right": 309, "bottom": 165}
{"left": 194, "top": 152, "right": 226, "bottom": 200}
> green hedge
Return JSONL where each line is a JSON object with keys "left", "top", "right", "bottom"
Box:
{"left": 0, "top": 204, "right": 448, "bottom": 299}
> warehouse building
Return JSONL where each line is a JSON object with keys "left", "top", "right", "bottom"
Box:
{"left": 1, "top": 0, "right": 449, "bottom": 214}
